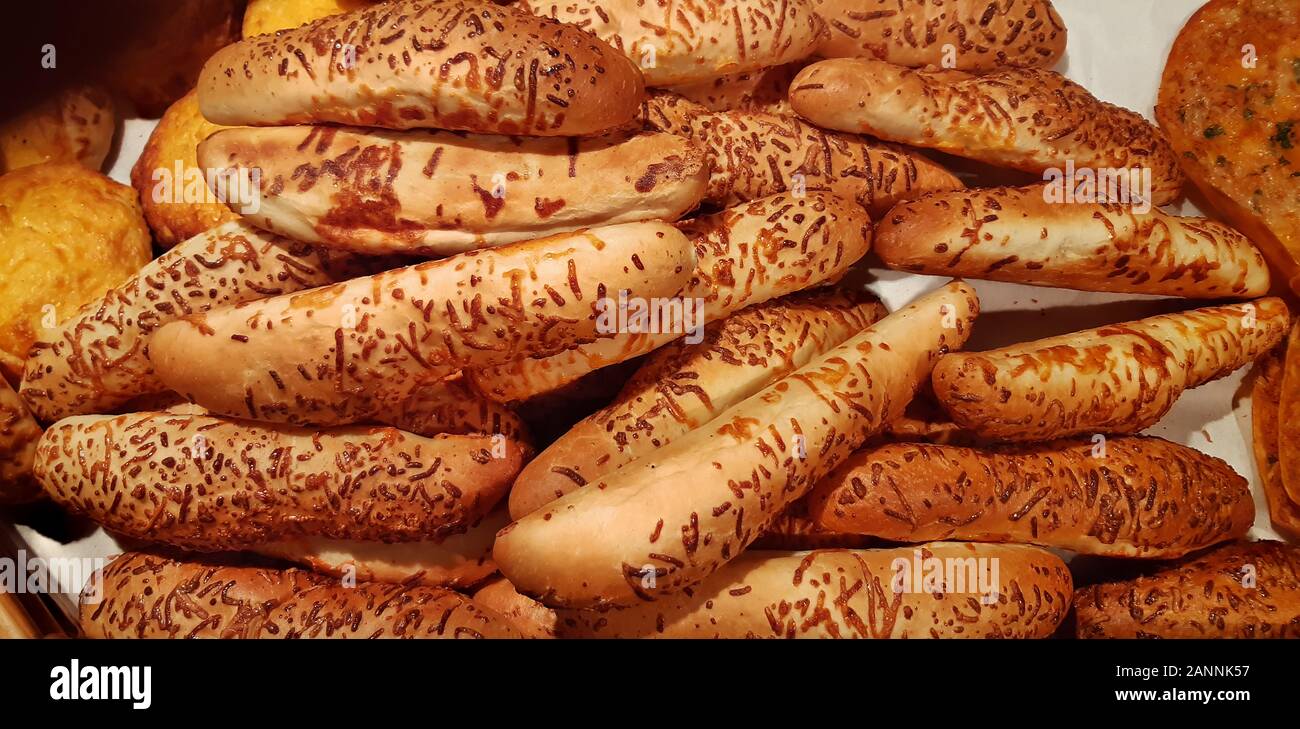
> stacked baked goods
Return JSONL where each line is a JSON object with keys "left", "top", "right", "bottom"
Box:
{"left": 5, "top": 0, "right": 1299, "bottom": 639}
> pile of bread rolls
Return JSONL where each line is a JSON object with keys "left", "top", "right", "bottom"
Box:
{"left": 6, "top": 0, "right": 1299, "bottom": 639}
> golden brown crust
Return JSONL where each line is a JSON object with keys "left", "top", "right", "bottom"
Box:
{"left": 1252, "top": 338, "right": 1300, "bottom": 541}
{"left": 471, "top": 192, "right": 874, "bottom": 403}
{"left": 1075, "top": 540, "right": 1300, "bottom": 638}
{"left": 1156, "top": 0, "right": 1300, "bottom": 295}
{"left": 197, "top": 125, "right": 707, "bottom": 255}
{"left": 932, "top": 298, "right": 1291, "bottom": 441}
{"left": 643, "top": 95, "right": 964, "bottom": 216}
{"left": 147, "top": 221, "right": 696, "bottom": 427}
{"left": 557, "top": 544, "right": 1072, "bottom": 638}
{"left": 35, "top": 411, "right": 526, "bottom": 550}
{"left": 520, "top": 0, "right": 823, "bottom": 87}
{"left": 508, "top": 288, "right": 887, "bottom": 518}
{"left": 812, "top": 0, "right": 1066, "bottom": 70}
{"left": 808, "top": 437, "right": 1254, "bottom": 558}
{"left": 242, "top": 0, "right": 380, "bottom": 37}
{"left": 0, "top": 378, "right": 42, "bottom": 504}
{"left": 790, "top": 59, "right": 1184, "bottom": 205}
{"left": 0, "top": 85, "right": 114, "bottom": 174}
{"left": 81, "top": 552, "right": 520, "bottom": 639}
{"left": 130, "top": 90, "right": 239, "bottom": 248}
{"left": 0, "top": 163, "right": 153, "bottom": 383}
{"left": 494, "top": 281, "right": 979, "bottom": 608}
{"left": 472, "top": 576, "right": 558, "bottom": 638}
{"left": 200, "top": 0, "right": 645, "bottom": 136}
{"left": 876, "top": 185, "right": 1270, "bottom": 297}
{"left": 19, "top": 222, "right": 350, "bottom": 424}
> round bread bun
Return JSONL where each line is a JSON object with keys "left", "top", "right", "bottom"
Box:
{"left": 242, "top": 0, "right": 380, "bottom": 37}
{"left": 0, "top": 163, "right": 152, "bottom": 383}
{"left": 0, "top": 85, "right": 114, "bottom": 174}
{"left": 130, "top": 90, "right": 239, "bottom": 248}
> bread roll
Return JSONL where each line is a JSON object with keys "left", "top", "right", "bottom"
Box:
{"left": 258, "top": 509, "right": 508, "bottom": 588}
{"left": 808, "top": 437, "right": 1253, "bottom": 558}
{"left": 789, "top": 59, "right": 1184, "bottom": 206}
{"left": 199, "top": 0, "right": 644, "bottom": 136}
{"left": 557, "top": 543, "right": 1072, "bottom": 638}
{"left": 81, "top": 552, "right": 519, "bottom": 639}
{"left": 471, "top": 192, "right": 874, "bottom": 403}
{"left": 494, "top": 281, "right": 980, "bottom": 608}
{"left": 148, "top": 221, "right": 696, "bottom": 427}
{"left": 473, "top": 577, "right": 558, "bottom": 639}
{"left": 130, "top": 90, "right": 239, "bottom": 247}
{"left": 0, "top": 163, "right": 153, "bottom": 382}
{"left": 1075, "top": 540, "right": 1300, "bottom": 638}
{"left": 197, "top": 125, "right": 706, "bottom": 255}
{"left": 933, "top": 299, "right": 1289, "bottom": 441}
{"left": 664, "top": 62, "right": 804, "bottom": 114}
{"left": 20, "top": 222, "right": 353, "bottom": 424}
{"left": 643, "top": 97, "right": 964, "bottom": 216}
{"left": 875, "top": 185, "right": 1270, "bottom": 298}
{"left": 812, "top": 0, "right": 1067, "bottom": 70}
{"left": 1251, "top": 339, "right": 1300, "bottom": 541}
{"left": 507, "top": 288, "right": 887, "bottom": 518}
{"left": 0, "top": 85, "right": 114, "bottom": 173}
{"left": 520, "top": 0, "right": 822, "bottom": 87}
{"left": 35, "top": 411, "right": 526, "bottom": 550}
{"left": 0, "top": 378, "right": 42, "bottom": 504}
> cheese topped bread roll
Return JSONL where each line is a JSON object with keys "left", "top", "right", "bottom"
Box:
{"left": 198, "top": 125, "right": 707, "bottom": 256}
{"left": 932, "top": 298, "right": 1290, "bottom": 441}
{"left": 200, "top": 0, "right": 645, "bottom": 135}
{"left": 520, "top": 0, "right": 823, "bottom": 87}
{"left": 790, "top": 59, "right": 1184, "bottom": 205}
{"left": 812, "top": 0, "right": 1067, "bottom": 71}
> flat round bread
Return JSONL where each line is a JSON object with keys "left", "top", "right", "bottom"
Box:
{"left": 1157, "top": 0, "right": 1300, "bottom": 294}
